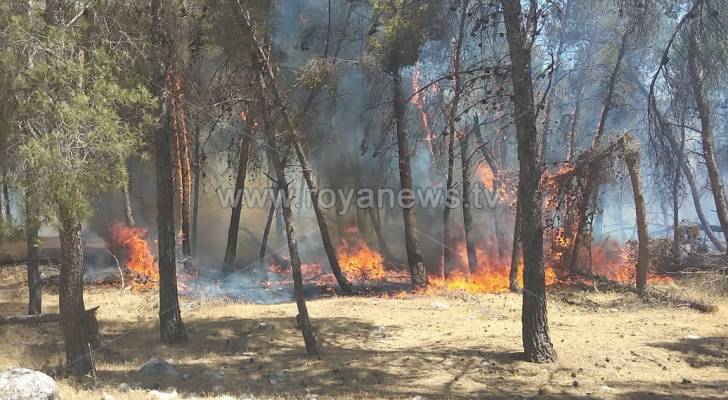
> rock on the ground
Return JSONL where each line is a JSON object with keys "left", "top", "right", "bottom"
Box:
{"left": 0, "top": 368, "right": 59, "bottom": 400}
{"left": 148, "top": 388, "right": 179, "bottom": 400}
{"left": 140, "top": 357, "right": 178, "bottom": 378}
{"left": 117, "top": 383, "right": 131, "bottom": 392}
{"left": 101, "top": 393, "right": 116, "bottom": 400}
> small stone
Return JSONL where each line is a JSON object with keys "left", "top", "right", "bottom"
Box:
{"left": 570, "top": 372, "right": 577, "bottom": 378}
{"left": 572, "top": 380, "right": 580, "bottom": 387}
{"left": 148, "top": 389, "right": 179, "bottom": 400}
{"left": 181, "top": 373, "right": 191, "bottom": 380}
{"left": 681, "top": 378, "right": 692, "bottom": 385}
{"left": 117, "top": 383, "right": 131, "bottom": 392}
{"left": 431, "top": 301, "right": 449, "bottom": 310}
{"left": 257, "top": 322, "right": 274, "bottom": 331}
{"left": 598, "top": 385, "right": 617, "bottom": 393}
{"left": 101, "top": 393, "right": 116, "bottom": 400}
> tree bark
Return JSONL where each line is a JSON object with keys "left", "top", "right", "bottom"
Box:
{"left": 688, "top": 29, "right": 728, "bottom": 249}
{"left": 393, "top": 73, "right": 427, "bottom": 287}
{"left": 442, "top": 0, "right": 470, "bottom": 280}
{"left": 501, "top": 0, "right": 557, "bottom": 363}
{"left": 592, "top": 28, "right": 631, "bottom": 146}
{"left": 625, "top": 151, "right": 649, "bottom": 293}
{"left": 223, "top": 121, "right": 253, "bottom": 272}
{"left": 25, "top": 185, "right": 41, "bottom": 315}
{"left": 57, "top": 203, "right": 94, "bottom": 376}
{"left": 510, "top": 201, "right": 522, "bottom": 292}
{"left": 231, "top": 2, "right": 352, "bottom": 293}
{"left": 460, "top": 132, "right": 478, "bottom": 275}
{"left": 151, "top": 0, "right": 187, "bottom": 344}
{"left": 123, "top": 173, "right": 135, "bottom": 227}
{"left": 261, "top": 100, "right": 319, "bottom": 356}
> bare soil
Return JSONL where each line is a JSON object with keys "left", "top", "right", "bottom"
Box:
{"left": 1, "top": 265, "right": 727, "bottom": 399}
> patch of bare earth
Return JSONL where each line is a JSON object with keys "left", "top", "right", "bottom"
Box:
{"left": 1, "top": 265, "right": 727, "bottom": 399}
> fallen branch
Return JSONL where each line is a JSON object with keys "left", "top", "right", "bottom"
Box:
{"left": 0, "top": 313, "right": 60, "bottom": 324}
{"left": 573, "top": 272, "right": 718, "bottom": 313}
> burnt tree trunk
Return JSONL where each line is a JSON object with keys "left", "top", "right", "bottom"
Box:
{"left": 501, "top": 0, "right": 557, "bottom": 363}
{"left": 25, "top": 185, "right": 41, "bottom": 315}
{"left": 460, "top": 132, "right": 478, "bottom": 275}
{"left": 57, "top": 204, "right": 94, "bottom": 376}
{"left": 688, "top": 29, "right": 728, "bottom": 249}
{"left": 393, "top": 73, "right": 427, "bottom": 287}
{"left": 223, "top": 121, "right": 253, "bottom": 272}
{"left": 672, "top": 124, "right": 687, "bottom": 258}
{"left": 151, "top": 0, "right": 187, "bottom": 344}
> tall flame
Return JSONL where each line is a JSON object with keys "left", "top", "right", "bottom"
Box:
{"left": 108, "top": 223, "right": 159, "bottom": 289}
{"left": 338, "top": 236, "right": 385, "bottom": 281}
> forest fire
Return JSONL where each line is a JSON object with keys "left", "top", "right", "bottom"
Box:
{"left": 337, "top": 237, "right": 385, "bottom": 281}
{"left": 475, "top": 163, "right": 495, "bottom": 192}
{"left": 411, "top": 63, "right": 434, "bottom": 152}
{"left": 108, "top": 223, "right": 159, "bottom": 291}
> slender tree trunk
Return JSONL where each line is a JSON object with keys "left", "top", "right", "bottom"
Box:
{"left": 625, "top": 149, "right": 649, "bottom": 293}
{"left": 442, "top": 0, "right": 470, "bottom": 280}
{"left": 566, "top": 91, "right": 580, "bottom": 163}
{"left": 368, "top": 207, "right": 395, "bottom": 262}
{"left": 672, "top": 127, "right": 686, "bottom": 258}
{"left": 460, "top": 132, "right": 478, "bottom": 275}
{"left": 57, "top": 203, "right": 94, "bottom": 376}
{"left": 261, "top": 98, "right": 319, "bottom": 356}
{"left": 1, "top": 162, "right": 10, "bottom": 223}
{"left": 151, "top": 0, "right": 187, "bottom": 344}
{"left": 501, "top": 0, "right": 557, "bottom": 363}
{"left": 392, "top": 73, "right": 427, "bottom": 287}
{"left": 442, "top": 130, "right": 455, "bottom": 279}
{"left": 509, "top": 202, "right": 522, "bottom": 292}
{"left": 260, "top": 171, "right": 281, "bottom": 264}
{"left": 25, "top": 185, "right": 41, "bottom": 315}
{"left": 592, "top": 28, "right": 631, "bottom": 146}
{"left": 191, "top": 127, "right": 201, "bottom": 256}
{"left": 123, "top": 174, "right": 135, "bottom": 227}
{"left": 688, "top": 30, "right": 728, "bottom": 249}
{"left": 223, "top": 122, "right": 253, "bottom": 272}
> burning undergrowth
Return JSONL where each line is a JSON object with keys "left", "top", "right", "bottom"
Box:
{"left": 103, "top": 217, "right": 666, "bottom": 304}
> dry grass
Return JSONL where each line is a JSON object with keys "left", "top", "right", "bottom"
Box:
{"left": 1, "top": 265, "right": 727, "bottom": 399}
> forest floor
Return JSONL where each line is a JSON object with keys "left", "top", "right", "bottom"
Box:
{"left": 1, "top": 264, "right": 727, "bottom": 400}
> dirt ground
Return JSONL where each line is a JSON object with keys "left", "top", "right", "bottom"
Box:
{"left": 1, "top": 265, "right": 727, "bottom": 400}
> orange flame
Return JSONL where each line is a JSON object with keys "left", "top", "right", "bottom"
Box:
{"left": 338, "top": 236, "right": 385, "bottom": 282}
{"left": 411, "top": 63, "right": 434, "bottom": 153}
{"left": 475, "top": 163, "right": 495, "bottom": 192}
{"left": 108, "top": 223, "right": 159, "bottom": 290}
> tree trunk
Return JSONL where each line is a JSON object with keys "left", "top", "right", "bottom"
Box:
{"left": 368, "top": 207, "right": 396, "bottom": 262}
{"left": 1, "top": 162, "right": 11, "bottom": 223}
{"left": 260, "top": 179, "right": 279, "bottom": 260}
{"left": 191, "top": 127, "right": 201, "bottom": 256}
{"left": 509, "top": 201, "right": 522, "bottom": 292}
{"left": 25, "top": 186, "right": 41, "bottom": 315}
{"left": 223, "top": 123, "right": 253, "bottom": 272}
{"left": 460, "top": 132, "right": 478, "bottom": 275}
{"left": 688, "top": 29, "right": 728, "bottom": 249}
{"left": 261, "top": 100, "right": 319, "bottom": 356}
{"left": 566, "top": 91, "right": 580, "bottom": 163}
{"left": 151, "top": 0, "right": 187, "bottom": 344}
{"left": 501, "top": 0, "right": 557, "bottom": 363}
{"left": 123, "top": 175, "right": 135, "bottom": 227}
{"left": 57, "top": 203, "right": 95, "bottom": 376}
{"left": 672, "top": 125, "right": 687, "bottom": 258}
{"left": 392, "top": 73, "right": 427, "bottom": 287}
{"left": 442, "top": 0, "right": 470, "bottom": 280}
{"left": 625, "top": 151, "right": 649, "bottom": 293}
{"left": 592, "top": 28, "right": 631, "bottom": 146}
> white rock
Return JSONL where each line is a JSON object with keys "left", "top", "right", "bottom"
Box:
{"left": 686, "top": 335, "right": 701, "bottom": 340}
{"left": 0, "top": 368, "right": 59, "bottom": 400}
{"left": 102, "top": 393, "right": 116, "bottom": 400}
{"left": 118, "top": 383, "right": 131, "bottom": 392}
{"left": 140, "top": 358, "right": 178, "bottom": 377}
{"left": 148, "top": 389, "right": 179, "bottom": 400}
{"left": 431, "top": 301, "right": 449, "bottom": 310}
